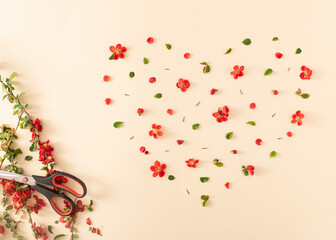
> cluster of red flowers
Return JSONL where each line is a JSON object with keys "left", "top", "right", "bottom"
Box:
{"left": 31, "top": 118, "right": 42, "bottom": 138}
{"left": 38, "top": 140, "right": 55, "bottom": 165}
{"left": 212, "top": 106, "right": 230, "bottom": 122}
{"left": 26, "top": 195, "right": 46, "bottom": 214}
{"left": 0, "top": 179, "right": 35, "bottom": 209}
{"left": 31, "top": 222, "right": 47, "bottom": 240}
{"left": 59, "top": 200, "right": 86, "bottom": 228}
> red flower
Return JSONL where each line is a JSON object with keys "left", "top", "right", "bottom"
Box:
{"left": 225, "top": 182, "right": 230, "bottom": 189}
{"left": 149, "top": 124, "right": 163, "bottom": 139}
{"left": 275, "top": 52, "right": 283, "bottom": 59}
{"left": 272, "top": 90, "right": 278, "bottom": 95}
{"left": 291, "top": 110, "right": 304, "bottom": 126}
{"left": 184, "top": 53, "right": 190, "bottom": 59}
{"left": 105, "top": 98, "right": 112, "bottom": 105}
{"left": 167, "top": 109, "right": 174, "bottom": 115}
{"left": 212, "top": 106, "right": 229, "bottom": 123}
{"left": 137, "top": 108, "right": 144, "bottom": 116}
{"left": 146, "top": 37, "right": 154, "bottom": 44}
{"left": 185, "top": 158, "right": 199, "bottom": 168}
{"left": 176, "top": 78, "right": 190, "bottom": 92}
{"left": 150, "top": 161, "right": 166, "bottom": 177}
{"left": 0, "top": 226, "right": 3, "bottom": 234}
{"left": 177, "top": 140, "right": 184, "bottom": 145}
{"left": 103, "top": 75, "right": 110, "bottom": 82}
{"left": 109, "top": 44, "right": 127, "bottom": 60}
{"left": 230, "top": 65, "right": 244, "bottom": 79}
{"left": 249, "top": 103, "right": 256, "bottom": 109}
{"left": 300, "top": 66, "right": 312, "bottom": 80}
{"left": 255, "top": 138, "right": 262, "bottom": 145}
{"left": 26, "top": 195, "right": 46, "bottom": 214}
{"left": 149, "top": 77, "right": 156, "bottom": 83}
{"left": 246, "top": 165, "right": 255, "bottom": 175}
{"left": 140, "top": 146, "right": 146, "bottom": 153}
{"left": 210, "top": 88, "right": 217, "bottom": 95}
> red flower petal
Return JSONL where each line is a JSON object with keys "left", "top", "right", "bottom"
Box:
{"left": 105, "top": 98, "right": 112, "bottom": 105}
{"left": 255, "top": 138, "right": 262, "bottom": 145}
{"left": 167, "top": 109, "right": 174, "bottom": 115}
{"left": 140, "top": 146, "right": 146, "bottom": 153}
{"left": 287, "top": 131, "right": 293, "bottom": 137}
{"left": 146, "top": 37, "right": 154, "bottom": 44}
{"left": 149, "top": 77, "right": 156, "bottom": 83}
{"left": 249, "top": 102, "right": 256, "bottom": 109}
{"left": 103, "top": 75, "right": 110, "bottom": 82}
{"left": 225, "top": 182, "right": 230, "bottom": 189}
{"left": 275, "top": 52, "right": 283, "bottom": 59}
{"left": 184, "top": 53, "right": 190, "bottom": 59}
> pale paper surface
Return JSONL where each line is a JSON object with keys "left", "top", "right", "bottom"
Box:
{"left": 0, "top": 0, "right": 335, "bottom": 239}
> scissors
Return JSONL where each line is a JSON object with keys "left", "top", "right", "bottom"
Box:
{"left": 0, "top": 170, "right": 87, "bottom": 216}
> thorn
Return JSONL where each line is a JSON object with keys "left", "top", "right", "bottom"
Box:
{"left": 130, "top": 136, "right": 134, "bottom": 140}
{"left": 196, "top": 101, "right": 200, "bottom": 106}
{"left": 165, "top": 150, "right": 170, "bottom": 152}
{"left": 182, "top": 116, "right": 185, "bottom": 122}
{"left": 272, "top": 113, "right": 276, "bottom": 117}
{"left": 164, "top": 68, "right": 170, "bottom": 70}
{"left": 240, "top": 89, "right": 243, "bottom": 95}
{"left": 125, "top": 94, "right": 130, "bottom": 96}
{"left": 287, "top": 67, "right": 291, "bottom": 72}
{"left": 186, "top": 189, "right": 190, "bottom": 195}
{"left": 201, "top": 147, "right": 208, "bottom": 150}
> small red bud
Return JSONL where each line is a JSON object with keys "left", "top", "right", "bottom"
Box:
{"left": 225, "top": 182, "right": 230, "bottom": 189}
{"left": 249, "top": 103, "right": 256, "bottom": 109}
{"left": 149, "top": 77, "right": 156, "bottom": 83}
{"left": 275, "top": 52, "right": 283, "bottom": 59}
{"left": 255, "top": 138, "right": 262, "bottom": 145}
{"left": 105, "top": 98, "right": 112, "bottom": 105}
{"left": 184, "top": 53, "right": 190, "bottom": 59}
{"left": 177, "top": 140, "right": 184, "bottom": 145}
{"left": 167, "top": 109, "right": 174, "bottom": 115}
{"left": 272, "top": 90, "right": 278, "bottom": 95}
{"left": 210, "top": 88, "right": 217, "bottom": 95}
{"left": 140, "top": 146, "right": 146, "bottom": 153}
{"left": 287, "top": 131, "right": 293, "bottom": 137}
{"left": 231, "top": 150, "right": 237, "bottom": 154}
{"left": 146, "top": 37, "right": 154, "bottom": 44}
{"left": 137, "top": 108, "right": 144, "bottom": 116}
{"left": 103, "top": 75, "right": 110, "bottom": 82}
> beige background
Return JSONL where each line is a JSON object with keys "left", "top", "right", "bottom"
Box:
{"left": 0, "top": 0, "right": 336, "bottom": 239}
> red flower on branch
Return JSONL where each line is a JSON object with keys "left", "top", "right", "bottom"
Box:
{"left": 150, "top": 161, "right": 166, "bottom": 177}
{"left": 149, "top": 124, "right": 163, "bottom": 139}
{"left": 230, "top": 65, "right": 244, "bottom": 79}
{"left": 212, "top": 106, "right": 229, "bottom": 122}
{"left": 291, "top": 110, "right": 304, "bottom": 126}
{"left": 26, "top": 195, "right": 46, "bottom": 214}
{"left": 300, "top": 66, "right": 312, "bottom": 80}
{"left": 109, "top": 44, "right": 127, "bottom": 60}
{"left": 185, "top": 158, "right": 199, "bottom": 168}
{"left": 176, "top": 78, "right": 190, "bottom": 92}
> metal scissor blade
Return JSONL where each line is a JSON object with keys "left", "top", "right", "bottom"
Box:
{"left": 0, "top": 170, "right": 36, "bottom": 185}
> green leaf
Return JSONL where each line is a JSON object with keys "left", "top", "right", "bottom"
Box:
{"left": 55, "top": 220, "right": 59, "bottom": 224}
{"left": 301, "top": 93, "right": 310, "bottom": 99}
{"left": 203, "top": 65, "right": 210, "bottom": 74}
{"left": 12, "top": 233, "right": 23, "bottom": 239}
{"left": 295, "top": 91, "right": 301, "bottom": 95}
{"left": 243, "top": 170, "right": 249, "bottom": 176}
{"left": 17, "top": 168, "right": 23, "bottom": 174}
{"left": 201, "top": 195, "right": 209, "bottom": 207}
{"left": 295, "top": 48, "right": 302, "bottom": 54}
{"left": 129, "top": 72, "right": 135, "bottom": 78}
{"left": 272, "top": 37, "right": 279, "bottom": 41}
{"left": 143, "top": 57, "right": 149, "bottom": 64}
{"left": 113, "top": 121, "right": 123, "bottom": 128}
{"left": 165, "top": 44, "right": 172, "bottom": 50}
{"left": 9, "top": 72, "right": 17, "bottom": 81}
{"left": 246, "top": 121, "right": 256, "bottom": 126}
{"left": 154, "top": 93, "right": 162, "bottom": 99}
{"left": 213, "top": 159, "right": 219, "bottom": 164}
{"left": 200, "top": 177, "right": 209, "bottom": 183}
{"left": 270, "top": 151, "right": 277, "bottom": 158}
{"left": 264, "top": 68, "right": 273, "bottom": 76}
{"left": 48, "top": 225, "right": 53, "bottom": 234}
{"left": 242, "top": 38, "right": 252, "bottom": 45}
{"left": 14, "top": 149, "right": 22, "bottom": 155}
{"left": 216, "top": 162, "right": 223, "bottom": 167}
{"left": 25, "top": 156, "right": 32, "bottom": 161}
{"left": 168, "top": 175, "right": 175, "bottom": 181}
{"left": 225, "top": 132, "right": 233, "bottom": 139}
{"left": 54, "top": 234, "right": 67, "bottom": 240}
{"left": 224, "top": 48, "right": 232, "bottom": 54}
{"left": 192, "top": 123, "right": 200, "bottom": 130}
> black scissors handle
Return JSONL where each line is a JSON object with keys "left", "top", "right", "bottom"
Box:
{"left": 32, "top": 172, "right": 87, "bottom": 198}
{"left": 31, "top": 184, "right": 75, "bottom": 216}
